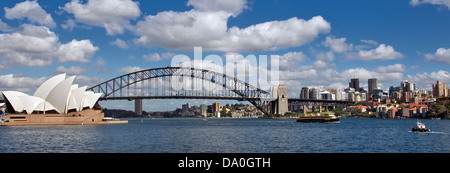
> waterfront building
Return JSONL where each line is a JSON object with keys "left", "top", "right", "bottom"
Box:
{"left": 387, "top": 107, "right": 398, "bottom": 118}
{"left": 200, "top": 104, "right": 207, "bottom": 117}
{"left": 336, "top": 89, "right": 348, "bottom": 101}
{"left": 300, "top": 87, "right": 311, "bottom": 99}
{"left": 344, "top": 87, "right": 355, "bottom": 93}
{"left": 215, "top": 111, "right": 221, "bottom": 118}
{"left": 320, "top": 90, "right": 334, "bottom": 100}
{"left": 182, "top": 103, "right": 189, "bottom": 112}
{"left": 376, "top": 105, "right": 387, "bottom": 118}
{"left": 309, "top": 88, "right": 320, "bottom": 100}
{"left": 432, "top": 80, "right": 448, "bottom": 97}
{"left": 212, "top": 102, "right": 220, "bottom": 113}
{"left": 348, "top": 92, "right": 356, "bottom": 102}
{"left": 360, "top": 92, "right": 367, "bottom": 102}
{"left": 400, "top": 108, "right": 410, "bottom": 118}
{"left": 368, "top": 78, "right": 378, "bottom": 99}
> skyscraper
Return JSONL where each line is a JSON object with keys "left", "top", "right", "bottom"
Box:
{"left": 368, "top": 78, "right": 378, "bottom": 99}
{"left": 300, "top": 87, "right": 310, "bottom": 99}
{"left": 432, "top": 80, "right": 448, "bottom": 97}
{"left": 349, "top": 78, "right": 359, "bottom": 91}
{"left": 212, "top": 102, "right": 220, "bottom": 112}
{"left": 309, "top": 88, "right": 320, "bottom": 100}
{"left": 200, "top": 104, "right": 207, "bottom": 117}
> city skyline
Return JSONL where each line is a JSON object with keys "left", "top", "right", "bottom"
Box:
{"left": 0, "top": 0, "right": 449, "bottom": 111}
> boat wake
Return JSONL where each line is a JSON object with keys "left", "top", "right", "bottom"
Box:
{"left": 409, "top": 131, "right": 446, "bottom": 134}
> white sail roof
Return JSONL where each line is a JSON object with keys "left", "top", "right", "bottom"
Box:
{"left": 19, "top": 95, "right": 44, "bottom": 114}
{"left": 72, "top": 86, "right": 87, "bottom": 111}
{"left": 33, "top": 73, "right": 66, "bottom": 99}
{"left": 3, "top": 74, "right": 102, "bottom": 115}
{"left": 34, "top": 100, "right": 56, "bottom": 112}
{"left": 2, "top": 91, "right": 27, "bottom": 113}
{"left": 46, "top": 76, "right": 75, "bottom": 114}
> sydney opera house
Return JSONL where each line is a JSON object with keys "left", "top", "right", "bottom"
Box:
{"left": 1, "top": 74, "right": 127, "bottom": 126}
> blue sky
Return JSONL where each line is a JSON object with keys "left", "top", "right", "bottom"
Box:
{"left": 0, "top": 0, "right": 449, "bottom": 111}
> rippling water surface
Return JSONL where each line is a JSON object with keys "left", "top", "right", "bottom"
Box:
{"left": 1, "top": 118, "right": 449, "bottom": 153}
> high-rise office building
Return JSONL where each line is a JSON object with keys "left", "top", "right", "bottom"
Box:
{"left": 182, "top": 103, "right": 189, "bottom": 112}
{"left": 432, "top": 80, "right": 448, "bottom": 97}
{"left": 212, "top": 102, "right": 220, "bottom": 112}
{"left": 200, "top": 104, "right": 207, "bottom": 117}
{"left": 401, "top": 80, "right": 415, "bottom": 92}
{"left": 349, "top": 78, "right": 359, "bottom": 91}
{"left": 368, "top": 78, "right": 378, "bottom": 99}
{"left": 300, "top": 87, "right": 310, "bottom": 99}
{"left": 309, "top": 88, "right": 320, "bottom": 100}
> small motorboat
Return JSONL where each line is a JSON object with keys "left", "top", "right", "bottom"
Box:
{"left": 412, "top": 120, "right": 432, "bottom": 132}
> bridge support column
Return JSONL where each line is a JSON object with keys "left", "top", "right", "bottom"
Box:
{"left": 270, "top": 85, "right": 288, "bottom": 115}
{"left": 303, "top": 105, "right": 307, "bottom": 114}
{"left": 319, "top": 105, "right": 322, "bottom": 113}
{"left": 135, "top": 98, "right": 143, "bottom": 115}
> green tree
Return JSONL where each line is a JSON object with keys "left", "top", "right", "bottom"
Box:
{"left": 332, "top": 104, "right": 346, "bottom": 116}
{"left": 429, "top": 104, "right": 447, "bottom": 118}
{"left": 351, "top": 108, "right": 362, "bottom": 116}
{"left": 429, "top": 97, "right": 450, "bottom": 118}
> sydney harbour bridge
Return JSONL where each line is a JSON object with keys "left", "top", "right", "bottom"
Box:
{"left": 86, "top": 66, "right": 354, "bottom": 115}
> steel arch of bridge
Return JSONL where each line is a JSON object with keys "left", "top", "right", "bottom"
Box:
{"left": 86, "top": 67, "right": 274, "bottom": 115}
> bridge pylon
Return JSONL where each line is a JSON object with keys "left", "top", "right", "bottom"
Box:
{"left": 135, "top": 98, "right": 143, "bottom": 115}
{"left": 270, "top": 85, "right": 288, "bottom": 115}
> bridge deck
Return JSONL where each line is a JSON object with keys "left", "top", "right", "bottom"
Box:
{"left": 98, "top": 96, "right": 265, "bottom": 101}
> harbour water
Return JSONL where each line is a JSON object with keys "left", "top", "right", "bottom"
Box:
{"left": 0, "top": 118, "right": 449, "bottom": 153}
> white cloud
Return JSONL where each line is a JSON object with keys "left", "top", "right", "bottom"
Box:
{"left": 313, "top": 60, "right": 335, "bottom": 69}
{"left": 57, "top": 39, "right": 99, "bottom": 62}
{"left": 425, "top": 47, "right": 450, "bottom": 64}
{"left": 4, "top": 0, "right": 56, "bottom": 27}
{"left": 355, "top": 44, "right": 403, "bottom": 61}
{"left": 0, "top": 74, "right": 46, "bottom": 93}
{"left": 110, "top": 38, "right": 129, "bottom": 49}
{"left": 375, "top": 64, "right": 406, "bottom": 73}
{"left": 340, "top": 66, "right": 404, "bottom": 83}
{"left": 73, "top": 75, "right": 105, "bottom": 88}
{"left": 316, "top": 51, "right": 335, "bottom": 62}
{"left": 118, "top": 66, "right": 144, "bottom": 74}
{"left": 0, "top": 19, "right": 15, "bottom": 32}
{"left": 143, "top": 52, "right": 175, "bottom": 62}
{"left": 360, "top": 39, "right": 378, "bottom": 46}
{"left": 410, "top": 0, "right": 450, "bottom": 9}
{"left": 56, "top": 66, "right": 87, "bottom": 75}
{"left": 278, "top": 51, "right": 306, "bottom": 70}
{"left": 61, "top": 19, "right": 76, "bottom": 31}
{"left": 280, "top": 69, "right": 318, "bottom": 80}
{"left": 0, "top": 24, "right": 98, "bottom": 69}
{"left": 323, "top": 36, "right": 352, "bottom": 53}
{"left": 327, "top": 82, "right": 348, "bottom": 90}
{"left": 187, "top": 0, "right": 248, "bottom": 16}
{"left": 407, "top": 70, "right": 450, "bottom": 89}
{"left": 61, "top": 0, "right": 141, "bottom": 35}
{"left": 135, "top": 8, "right": 331, "bottom": 52}
{"left": 277, "top": 66, "right": 404, "bottom": 96}
{"left": 143, "top": 53, "right": 162, "bottom": 62}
